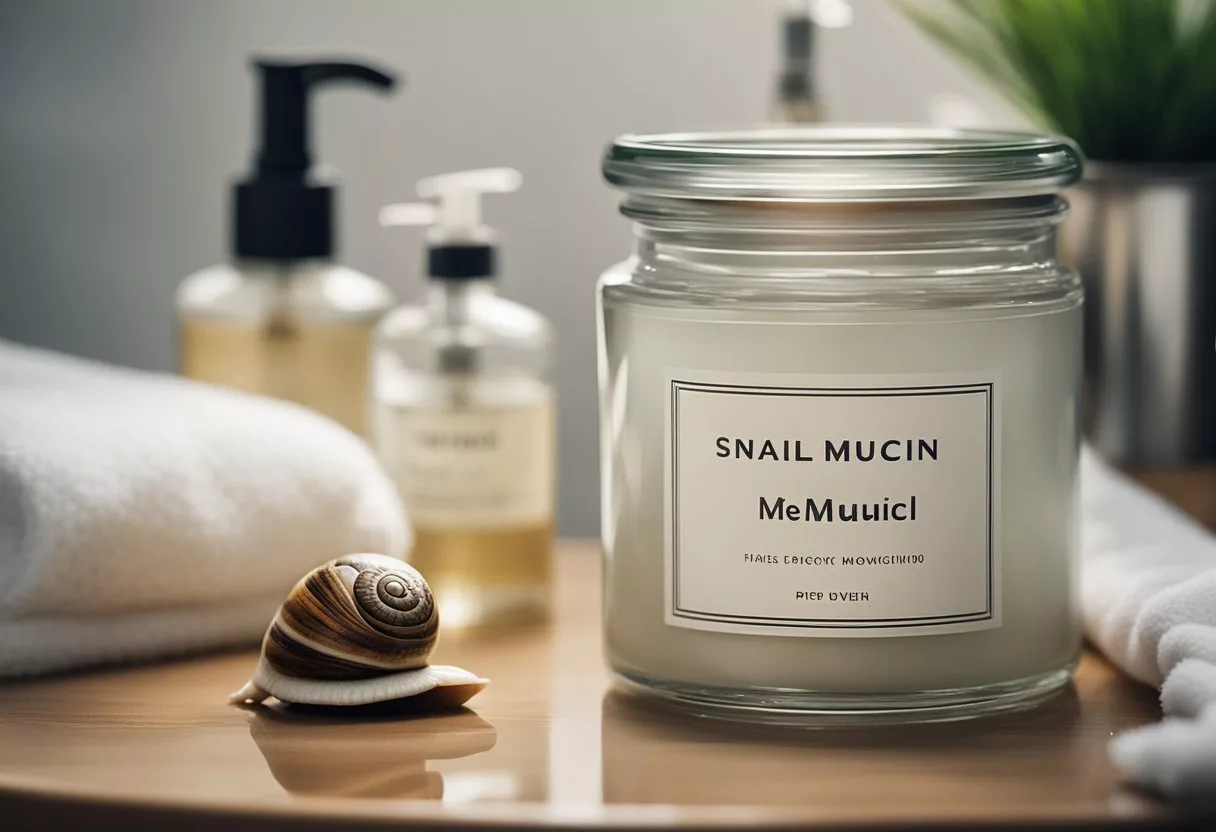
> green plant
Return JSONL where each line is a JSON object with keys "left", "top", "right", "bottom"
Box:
{"left": 897, "top": 0, "right": 1216, "bottom": 162}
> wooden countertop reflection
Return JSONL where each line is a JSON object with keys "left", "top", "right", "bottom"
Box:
{"left": 0, "top": 541, "right": 1205, "bottom": 830}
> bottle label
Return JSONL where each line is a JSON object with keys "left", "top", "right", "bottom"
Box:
{"left": 665, "top": 370, "right": 1000, "bottom": 638}
{"left": 384, "top": 401, "right": 554, "bottom": 529}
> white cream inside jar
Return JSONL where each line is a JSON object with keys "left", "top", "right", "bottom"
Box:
{"left": 597, "top": 128, "right": 1084, "bottom": 720}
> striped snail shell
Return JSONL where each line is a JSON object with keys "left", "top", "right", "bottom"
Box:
{"left": 266, "top": 553, "right": 438, "bottom": 679}
{"left": 229, "top": 554, "right": 487, "bottom": 708}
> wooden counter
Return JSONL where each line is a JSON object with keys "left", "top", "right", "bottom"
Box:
{"left": 0, "top": 541, "right": 1207, "bottom": 830}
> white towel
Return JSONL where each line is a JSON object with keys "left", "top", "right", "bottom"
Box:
{"left": 0, "top": 339, "right": 408, "bottom": 677}
{"left": 1082, "top": 447, "right": 1216, "bottom": 799}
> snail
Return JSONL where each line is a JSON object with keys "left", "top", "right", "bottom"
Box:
{"left": 229, "top": 553, "right": 487, "bottom": 708}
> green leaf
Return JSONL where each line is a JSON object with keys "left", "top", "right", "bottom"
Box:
{"left": 894, "top": 0, "right": 1216, "bottom": 162}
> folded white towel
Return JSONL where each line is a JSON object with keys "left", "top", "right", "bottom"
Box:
{"left": 1082, "top": 447, "right": 1216, "bottom": 798}
{"left": 0, "top": 339, "right": 408, "bottom": 677}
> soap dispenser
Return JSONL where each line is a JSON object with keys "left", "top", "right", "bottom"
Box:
{"left": 373, "top": 168, "right": 555, "bottom": 628}
{"left": 773, "top": 1, "right": 852, "bottom": 123}
{"left": 177, "top": 59, "right": 399, "bottom": 436}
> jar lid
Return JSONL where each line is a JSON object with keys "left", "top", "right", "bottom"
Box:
{"left": 603, "top": 127, "right": 1083, "bottom": 202}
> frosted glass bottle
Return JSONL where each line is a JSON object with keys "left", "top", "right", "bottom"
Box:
{"left": 177, "top": 262, "right": 394, "bottom": 436}
{"left": 372, "top": 279, "right": 556, "bottom": 628}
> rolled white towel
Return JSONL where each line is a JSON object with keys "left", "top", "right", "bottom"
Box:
{"left": 1082, "top": 447, "right": 1216, "bottom": 799}
{"left": 0, "top": 339, "right": 408, "bottom": 677}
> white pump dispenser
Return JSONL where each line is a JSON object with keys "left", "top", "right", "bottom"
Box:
{"left": 371, "top": 166, "right": 555, "bottom": 629}
{"left": 380, "top": 167, "right": 522, "bottom": 245}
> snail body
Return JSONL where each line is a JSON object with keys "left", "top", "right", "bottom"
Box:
{"left": 230, "top": 554, "right": 487, "bottom": 708}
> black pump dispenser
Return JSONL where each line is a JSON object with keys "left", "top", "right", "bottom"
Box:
{"left": 233, "top": 59, "right": 397, "bottom": 260}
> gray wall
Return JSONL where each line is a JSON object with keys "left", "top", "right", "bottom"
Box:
{"left": 0, "top": 0, "right": 1010, "bottom": 535}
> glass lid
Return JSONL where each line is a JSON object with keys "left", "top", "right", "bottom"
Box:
{"left": 603, "top": 127, "right": 1083, "bottom": 202}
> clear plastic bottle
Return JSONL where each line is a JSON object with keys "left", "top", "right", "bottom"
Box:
{"left": 177, "top": 58, "right": 399, "bottom": 436}
{"left": 373, "top": 169, "right": 556, "bottom": 628}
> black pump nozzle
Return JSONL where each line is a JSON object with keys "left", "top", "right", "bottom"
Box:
{"left": 234, "top": 59, "right": 398, "bottom": 260}
{"left": 254, "top": 61, "right": 394, "bottom": 178}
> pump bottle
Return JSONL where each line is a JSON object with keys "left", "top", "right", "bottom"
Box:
{"left": 772, "top": 1, "right": 852, "bottom": 123}
{"left": 373, "top": 168, "right": 555, "bottom": 628}
{"left": 177, "top": 59, "right": 398, "bottom": 436}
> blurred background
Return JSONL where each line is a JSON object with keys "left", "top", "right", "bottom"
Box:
{"left": 21, "top": 0, "right": 1216, "bottom": 544}
{"left": 0, "top": 0, "right": 1022, "bottom": 536}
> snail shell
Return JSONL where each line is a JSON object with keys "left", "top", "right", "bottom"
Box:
{"left": 229, "top": 554, "right": 487, "bottom": 708}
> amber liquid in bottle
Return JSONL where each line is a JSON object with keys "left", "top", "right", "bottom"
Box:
{"left": 377, "top": 392, "right": 556, "bottom": 628}
{"left": 408, "top": 524, "right": 554, "bottom": 627}
{"left": 177, "top": 263, "right": 395, "bottom": 437}
{"left": 180, "top": 317, "right": 374, "bottom": 436}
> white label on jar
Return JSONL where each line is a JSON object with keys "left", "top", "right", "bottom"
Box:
{"left": 665, "top": 370, "right": 1000, "bottom": 638}
{"left": 383, "top": 401, "right": 554, "bottom": 529}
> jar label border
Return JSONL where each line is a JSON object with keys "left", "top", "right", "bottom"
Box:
{"left": 664, "top": 371, "right": 1001, "bottom": 638}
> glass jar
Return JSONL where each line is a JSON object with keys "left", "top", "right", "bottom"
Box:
{"left": 597, "top": 128, "right": 1084, "bottom": 721}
